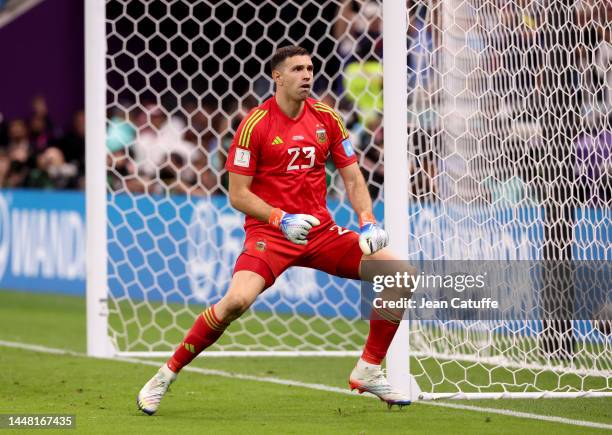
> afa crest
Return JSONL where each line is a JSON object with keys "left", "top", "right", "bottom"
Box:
{"left": 316, "top": 127, "right": 327, "bottom": 144}
{"left": 256, "top": 240, "right": 267, "bottom": 252}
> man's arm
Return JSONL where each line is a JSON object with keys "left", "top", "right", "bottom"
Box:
{"left": 337, "top": 162, "right": 372, "bottom": 219}
{"left": 228, "top": 172, "right": 274, "bottom": 223}
{"left": 338, "top": 162, "right": 388, "bottom": 255}
{"left": 228, "top": 172, "right": 320, "bottom": 245}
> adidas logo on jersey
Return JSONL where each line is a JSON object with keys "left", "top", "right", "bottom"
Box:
{"left": 272, "top": 136, "right": 284, "bottom": 145}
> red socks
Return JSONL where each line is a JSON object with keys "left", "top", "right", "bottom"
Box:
{"left": 361, "top": 311, "right": 400, "bottom": 365}
{"left": 166, "top": 305, "right": 228, "bottom": 373}
{"left": 167, "top": 306, "right": 398, "bottom": 370}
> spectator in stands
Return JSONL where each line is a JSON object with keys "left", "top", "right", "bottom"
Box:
{"left": 332, "top": 0, "right": 382, "bottom": 105}
{"left": 594, "top": 27, "right": 612, "bottom": 111}
{"left": 0, "top": 153, "right": 8, "bottom": 186}
{"left": 58, "top": 110, "right": 86, "bottom": 187}
{"left": 6, "top": 118, "right": 31, "bottom": 151}
{"left": 333, "top": 0, "right": 381, "bottom": 66}
{"left": 2, "top": 119, "right": 32, "bottom": 187}
{"left": 29, "top": 95, "right": 55, "bottom": 153}
{"left": 131, "top": 104, "right": 195, "bottom": 194}
{"left": 356, "top": 114, "right": 384, "bottom": 198}
{"left": 0, "top": 113, "right": 6, "bottom": 185}
{"left": 106, "top": 107, "right": 139, "bottom": 192}
{"left": 107, "top": 108, "right": 136, "bottom": 153}
{"left": 574, "top": 120, "right": 612, "bottom": 206}
{"left": 26, "top": 146, "right": 79, "bottom": 189}
{"left": 407, "top": 1, "right": 438, "bottom": 93}
{"left": 29, "top": 114, "right": 53, "bottom": 152}
{"left": 183, "top": 98, "right": 214, "bottom": 147}
{"left": 342, "top": 42, "right": 382, "bottom": 125}
{"left": 0, "top": 112, "right": 7, "bottom": 146}
{"left": 188, "top": 148, "right": 221, "bottom": 196}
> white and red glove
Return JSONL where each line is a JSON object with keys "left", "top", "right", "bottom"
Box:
{"left": 269, "top": 208, "right": 320, "bottom": 245}
{"left": 358, "top": 211, "right": 388, "bottom": 255}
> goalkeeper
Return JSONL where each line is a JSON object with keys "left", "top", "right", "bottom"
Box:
{"left": 138, "top": 46, "right": 412, "bottom": 414}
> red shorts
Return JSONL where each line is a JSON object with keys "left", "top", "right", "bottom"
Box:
{"left": 233, "top": 221, "right": 363, "bottom": 288}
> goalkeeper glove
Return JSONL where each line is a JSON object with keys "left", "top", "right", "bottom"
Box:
{"left": 358, "top": 211, "right": 388, "bottom": 255}
{"left": 269, "top": 208, "right": 320, "bottom": 245}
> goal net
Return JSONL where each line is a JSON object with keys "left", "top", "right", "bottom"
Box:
{"left": 403, "top": 0, "right": 611, "bottom": 398}
{"left": 89, "top": 0, "right": 611, "bottom": 398}
{"left": 101, "top": 0, "right": 381, "bottom": 356}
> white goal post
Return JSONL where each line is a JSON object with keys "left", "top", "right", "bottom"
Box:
{"left": 86, "top": 0, "right": 612, "bottom": 400}
{"left": 86, "top": 0, "right": 112, "bottom": 358}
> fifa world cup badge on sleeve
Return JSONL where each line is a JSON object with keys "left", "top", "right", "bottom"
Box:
{"left": 234, "top": 149, "right": 251, "bottom": 167}
{"left": 342, "top": 139, "right": 354, "bottom": 157}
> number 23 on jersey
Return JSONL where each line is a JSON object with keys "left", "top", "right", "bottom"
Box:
{"left": 286, "top": 146, "right": 316, "bottom": 171}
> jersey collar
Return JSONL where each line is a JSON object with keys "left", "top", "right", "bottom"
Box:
{"left": 272, "top": 95, "right": 307, "bottom": 123}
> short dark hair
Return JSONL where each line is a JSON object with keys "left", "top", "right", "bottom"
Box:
{"left": 269, "top": 45, "right": 310, "bottom": 72}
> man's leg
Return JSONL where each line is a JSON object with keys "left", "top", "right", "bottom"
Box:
{"left": 309, "top": 231, "right": 410, "bottom": 367}
{"left": 358, "top": 247, "right": 413, "bottom": 365}
{"left": 304, "top": 226, "right": 414, "bottom": 407}
{"left": 167, "top": 270, "right": 267, "bottom": 372}
{"left": 348, "top": 247, "right": 415, "bottom": 407}
{"left": 137, "top": 270, "right": 267, "bottom": 415}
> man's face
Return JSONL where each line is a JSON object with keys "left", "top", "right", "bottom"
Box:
{"left": 274, "top": 55, "right": 314, "bottom": 101}
{"left": 8, "top": 120, "right": 27, "bottom": 141}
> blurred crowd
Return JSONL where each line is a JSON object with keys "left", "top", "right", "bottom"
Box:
{"left": 105, "top": 92, "right": 384, "bottom": 200}
{"left": 0, "top": 96, "right": 84, "bottom": 189}
{"left": 2, "top": 0, "right": 609, "bottom": 207}
{"left": 105, "top": 0, "right": 390, "bottom": 200}
{"left": 106, "top": 98, "right": 236, "bottom": 197}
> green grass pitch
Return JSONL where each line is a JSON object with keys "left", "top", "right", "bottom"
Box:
{"left": 1, "top": 289, "right": 611, "bottom": 434}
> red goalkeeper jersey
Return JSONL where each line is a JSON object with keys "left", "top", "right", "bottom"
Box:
{"left": 225, "top": 96, "right": 357, "bottom": 234}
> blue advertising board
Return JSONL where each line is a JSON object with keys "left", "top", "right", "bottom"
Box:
{"left": 0, "top": 189, "right": 85, "bottom": 294}
{"left": 0, "top": 189, "right": 608, "bottom": 325}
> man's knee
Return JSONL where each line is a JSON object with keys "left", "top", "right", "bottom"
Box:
{"left": 359, "top": 247, "right": 417, "bottom": 282}
{"left": 221, "top": 293, "right": 253, "bottom": 317}
{"left": 216, "top": 271, "right": 266, "bottom": 322}
{"left": 359, "top": 247, "right": 417, "bottom": 322}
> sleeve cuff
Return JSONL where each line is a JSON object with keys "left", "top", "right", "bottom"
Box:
{"left": 226, "top": 166, "right": 256, "bottom": 176}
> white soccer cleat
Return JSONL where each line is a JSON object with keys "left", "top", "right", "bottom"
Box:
{"left": 137, "top": 365, "right": 177, "bottom": 415}
{"left": 349, "top": 363, "right": 411, "bottom": 409}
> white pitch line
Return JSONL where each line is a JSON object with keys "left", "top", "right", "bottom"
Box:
{"left": 1, "top": 339, "right": 612, "bottom": 431}
{"left": 421, "top": 401, "right": 612, "bottom": 431}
